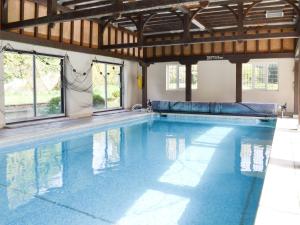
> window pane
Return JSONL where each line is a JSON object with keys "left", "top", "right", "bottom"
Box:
{"left": 254, "top": 65, "right": 266, "bottom": 89}
{"left": 107, "top": 64, "right": 121, "bottom": 109}
{"left": 92, "top": 63, "right": 106, "bottom": 111}
{"left": 36, "top": 55, "right": 63, "bottom": 117}
{"left": 3, "top": 52, "right": 34, "bottom": 122}
{"left": 192, "top": 65, "right": 198, "bottom": 89}
{"left": 179, "top": 65, "right": 186, "bottom": 88}
{"left": 267, "top": 64, "right": 279, "bottom": 91}
{"left": 242, "top": 64, "right": 253, "bottom": 90}
{"left": 166, "top": 65, "right": 177, "bottom": 90}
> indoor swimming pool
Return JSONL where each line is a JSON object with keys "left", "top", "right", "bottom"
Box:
{"left": 0, "top": 115, "right": 275, "bottom": 225}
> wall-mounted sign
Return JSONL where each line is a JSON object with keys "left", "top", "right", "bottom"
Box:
{"left": 206, "top": 56, "right": 224, "bottom": 60}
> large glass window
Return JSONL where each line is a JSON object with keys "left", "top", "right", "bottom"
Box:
{"left": 242, "top": 63, "right": 279, "bottom": 91}
{"left": 166, "top": 64, "right": 198, "bottom": 90}
{"left": 3, "top": 51, "right": 64, "bottom": 123}
{"left": 92, "top": 62, "right": 122, "bottom": 111}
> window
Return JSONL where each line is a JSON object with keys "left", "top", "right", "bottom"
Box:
{"left": 92, "top": 62, "right": 123, "bottom": 111}
{"left": 242, "top": 63, "right": 279, "bottom": 91}
{"left": 166, "top": 64, "right": 198, "bottom": 90}
{"left": 3, "top": 51, "right": 64, "bottom": 123}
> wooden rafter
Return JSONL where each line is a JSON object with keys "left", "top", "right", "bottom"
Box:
{"left": 2, "top": 0, "right": 208, "bottom": 29}
{"left": 101, "top": 31, "right": 299, "bottom": 49}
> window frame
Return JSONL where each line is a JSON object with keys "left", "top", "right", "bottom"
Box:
{"left": 166, "top": 64, "right": 198, "bottom": 91}
{"left": 92, "top": 60, "right": 124, "bottom": 113}
{"left": 242, "top": 62, "right": 279, "bottom": 91}
{"left": 3, "top": 49, "right": 66, "bottom": 124}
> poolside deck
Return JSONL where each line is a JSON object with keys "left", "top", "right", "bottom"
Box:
{"left": 254, "top": 118, "right": 300, "bottom": 225}
{"left": 0, "top": 111, "right": 148, "bottom": 148}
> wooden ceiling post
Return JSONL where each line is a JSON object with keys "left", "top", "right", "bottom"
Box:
{"left": 47, "top": 0, "right": 57, "bottom": 29}
{"left": 297, "top": 59, "right": 300, "bottom": 126}
{"left": 295, "top": 60, "right": 299, "bottom": 115}
{"left": 140, "top": 62, "right": 150, "bottom": 108}
{"left": 229, "top": 58, "right": 249, "bottom": 103}
{"left": 0, "top": 0, "right": 8, "bottom": 29}
{"left": 235, "top": 62, "right": 243, "bottom": 103}
{"left": 185, "top": 63, "right": 192, "bottom": 102}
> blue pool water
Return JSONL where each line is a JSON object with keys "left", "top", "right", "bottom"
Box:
{"left": 0, "top": 116, "right": 275, "bottom": 225}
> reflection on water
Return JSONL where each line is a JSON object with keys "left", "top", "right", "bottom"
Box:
{"left": 240, "top": 139, "right": 271, "bottom": 175}
{"left": 6, "top": 144, "right": 63, "bottom": 209}
{"left": 2, "top": 128, "right": 122, "bottom": 210}
{"left": 93, "top": 129, "right": 121, "bottom": 174}
{"left": 0, "top": 122, "right": 275, "bottom": 225}
{"left": 165, "top": 136, "right": 185, "bottom": 161}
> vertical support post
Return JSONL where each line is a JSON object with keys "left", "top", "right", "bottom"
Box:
{"left": 0, "top": 0, "right": 9, "bottom": 29}
{"left": 298, "top": 61, "right": 300, "bottom": 126}
{"left": 47, "top": 0, "right": 57, "bottom": 29}
{"left": 98, "top": 23, "right": 104, "bottom": 49}
{"left": 295, "top": 61, "right": 299, "bottom": 115}
{"left": 0, "top": 48, "right": 5, "bottom": 128}
{"left": 137, "top": 15, "right": 144, "bottom": 46}
{"left": 47, "top": 0, "right": 57, "bottom": 16}
{"left": 141, "top": 63, "right": 148, "bottom": 108}
{"left": 236, "top": 62, "right": 242, "bottom": 103}
{"left": 183, "top": 14, "right": 191, "bottom": 43}
{"left": 185, "top": 63, "right": 192, "bottom": 102}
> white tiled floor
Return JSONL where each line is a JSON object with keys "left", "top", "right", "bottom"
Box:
{"left": 0, "top": 111, "right": 148, "bottom": 148}
{"left": 254, "top": 118, "right": 300, "bottom": 225}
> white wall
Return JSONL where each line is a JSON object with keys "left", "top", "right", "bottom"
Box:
{"left": 148, "top": 58, "right": 295, "bottom": 113}
{"left": 0, "top": 40, "right": 141, "bottom": 127}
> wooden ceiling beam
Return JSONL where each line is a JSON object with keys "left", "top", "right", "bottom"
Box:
{"left": 75, "top": 1, "right": 112, "bottom": 10}
{"left": 101, "top": 31, "right": 299, "bottom": 49}
{"left": 3, "top": 0, "right": 209, "bottom": 29}
{"left": 62, "top": 0, "right": 96, "bottom": 7}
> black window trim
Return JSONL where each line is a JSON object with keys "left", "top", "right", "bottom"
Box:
{"left": 3, "top": 49, "right": 66, "bottom": 124}
{"left": 92, "top": 60, "right": 124, "bottom": 114}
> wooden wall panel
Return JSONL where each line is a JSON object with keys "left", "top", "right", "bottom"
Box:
{"left": 83, "top": 20, "right": 90, "bottom": 47}
{"left": 92, "top": 22, "right": 98, "bottom": 48}
{"left": 203, "top": 33, "right": 211, "bottom": 54}
{"left": 246, "top": 30, "right": 256, "bottom": 53}
{"left": 164, "top": 37, "right": 172, "bottom": 56}
{"left": 283, "top": 28, "right": 295, "bottom": 51}
{"left": 270, "top": 29, "right": 281, "bottom": 52}
{"left": 174, "top": 36, "right": 181, "bottom": 56}
{"left": 50, "top": 23, "right": 60, "bottom": 41}
{"left": 224, "top": 32, "right": 233, "bottom": 53}
{"left": 73, "top": 20, "right": 81, "bottom": 45}
{"left": 258, "top": 29, "right": 268, "bottom": 52}
{"left": 7, "top": 0, "right": 20, "bottom": 33}
{"left": 192, "top": 34, "right": 201, "bottom": 55}
{"left": 235, "top": 41, "right": 245, "bottom": 53}
{"left": 183, "top": 45, "right": 191, "bottom": 56}
{"left": 103, "top": 27, "right": 108, "bottom": 46}
{"left": 155, "top": 38, "right": 163, "bottom": 57}
{"left": 134, "top": 37, "right": 138, "bottom": 56}
{"left": 37, "top": 5, "right": 47, "bottom": 39}
{"left": 8, "top": 0, "right": 20, "bottom": 23}
{"left": 144, "top": 28, "right": 296, "bottom": 60}
{"left": 110, "top": 27, "right": 116, "bottom": 45}
{"left": 63, "top": 22, "right": 71, "bottom": 43}
{"left": 213, "top": 32, "right": 222, "bottom": 54}
{"left": 23, "top": 1, "right": 34, "bottom": 35}
{"left": 123, "top": 32, "right": 128, "bottom": 55}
